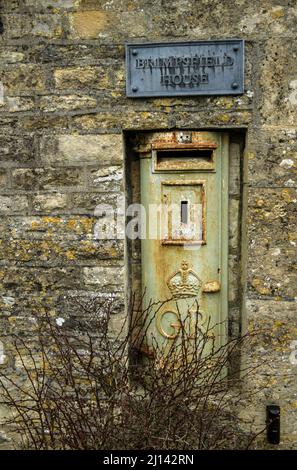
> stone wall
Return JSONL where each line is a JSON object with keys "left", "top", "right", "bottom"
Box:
{"left": 0, "top": 0, "right": 297, "bottom": 449}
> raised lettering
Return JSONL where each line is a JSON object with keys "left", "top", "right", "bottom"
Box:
{"left": 136, "top": 58, "right": 144, "bottom": 68}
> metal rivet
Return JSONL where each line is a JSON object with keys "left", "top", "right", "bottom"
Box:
{"left": 132, "top": 50, "right": 138, "bottom": 56}
{"left": 233, "top": 46, "right": 239, "bottom": 52}
{"left": 132, "top": 86, "right": 138, "bottom": 92}
{"left": 231, "top": 82, "right": 239, "bottom": 89}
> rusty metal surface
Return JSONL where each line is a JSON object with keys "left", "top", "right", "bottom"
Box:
{"left": 148, "top": 132, "right": 218, "bottom": 171}
{"left": 151, "top": 131, "right": 218, "bottom": 150}
{"left": 166, "top": 261, "right": 202, "bottom": 298}
{"left": 152, "top": 142, "right": 217, "bottom": 150}
{"left": 139, "top": 130, "right": 229, "bottom": 354}
{"left": 202, "top": 280, "right": 221, "bottom": 293}
{"left": 161, "top": 180, "right": 206, "bottom": 245}
{"left": 133, "top": 131, "right": 218, "bottom": 154}
{"left": 154, "top": 150, "right": 215, "bottom": 172}
{"left": 126, "top": 40, "right": 244, "bottom": 97}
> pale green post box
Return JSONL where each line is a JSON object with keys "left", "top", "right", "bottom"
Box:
{"left": 139, "top": 131, "right": 229, "bottom": 355}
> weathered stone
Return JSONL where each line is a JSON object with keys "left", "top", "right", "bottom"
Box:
{"left": 32, "top": 193, "right": 68, "bottom": 212}
{"left": 69, "top": 11, "right": 112, "bottom": 38}
{"left": 229, "top": 198, "right": 240, "bottom": 251}
{"left": 40, "top": 134, "right": 123, "bottom": 165}
{"left": 248, "top": 128, "right": 297, "bottom": 187}
{"left": 247, "top": 188, "right": 297, "bottom": 299}
{"left": 83, "top": 266, "right": 124, "bottom": 290}
{"left": 246, "top": 299, "right": 297, "bottom": 438}
{"left": 71, "top": 192, "right": 120, "bottom": 213}
{"left": 24, "top": 0, "right": 79, "bottom": 9}
{"left": 71, "top": 108, "right": 251, "bottom": 132}
{"left": 1, "top": 65, "right": 46, "bottom": 93}
{"left": 54, "top": 66, "right": 110, "bottom": 90}
{"left": 72, "top": 110, "right": 170, "bottom": 131}
{"left": 0, "top": 170, "right": 7, "bottom": 188}
{"left": 2, "top": 97, "right": 35, "bottom": 113}
{"left": 0, "top": 238, "right": 124, "bottom": 265}
{"left": 39, "top": 95, "right": 97, "bottom": 113}
{"left": 0, "top": 50, "right": 25, "bottom": 64}
{"left": 0, "top": 0, "right": 21, "bottom": 11}
{"left": 89, "top": 166, "right": 123, "bottom": 191}
{"left": 0, "top": 196, "right": 28, "bottom": 214}
{"left": 229, "top": 254, "right": 240, "bottom": 303}
{"left": 27, "top": 43, "right": 123, "bottom": 64}
{"left": 19, "top": 115, "right": 69, "bottom": 132}
{"left": 70, "top": 10, "right": 150, "bottom": 39}
{"left": 3, "top": 13, "right": 63, "bottom": 40}
{"left": 0, "top": 215, "right": 98, "bottom": 240}
{"left": 58, "top": 291, "right": 124, "bottom": 318}
{"left": 229, "top": 141, "right": 241, "bottom": 196}
{"left": 0, "top": 134, "right": 35, "bottom": 164}
{"left": 259, "top": 39, "right": 297, "bottom": 126}
{"left": 0, "top": 266, "right": 81, "bottom": 292}
{"left": 12, "top": 168, "right": 83, "bottom": 190}
{"left": 108, "top": 311, "right": 127, "bottom": 339}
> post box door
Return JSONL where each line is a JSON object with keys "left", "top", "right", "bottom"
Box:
{"left": 140, "top": 131, "right": 229, "bottom": 353}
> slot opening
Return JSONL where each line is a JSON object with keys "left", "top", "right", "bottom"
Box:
{"left": 155, "top": 148, "right": 214, "bottom": 170}
{"left": 181, "top": 201, "right": 188, "bottom": 224}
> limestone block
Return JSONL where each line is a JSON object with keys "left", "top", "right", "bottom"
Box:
{"left": 247, "top": 188, "right": 297, "bottom": 299}
{"left": 229, "top": 254, "right": 240, "bottom": 303}
{"left": 54, "top": 66, "right": 109, "bottom": 90}
{"left": 0, "top": 49, "right": 25, "bottom": 64}
{"left": 0, "top": 65, "right": 46, "bottom": 93}
{"left": 40, "top": 134, "right": 123, "bottom": 165}
{"left": 12, "top": 167, "right": 84, "bottom": 190}
{"left": 20, "top": 115, "right": 69, "bottom": 132}
{"left": 69, "top": 10, "right": 148, "bottom": 39}
{"left": 3, "top": 13, "right": 63, "bottom": 39}
{"left": 83, "top": 266, "right": 124, "bottom": 290}
{"left": 259, "top": 39, "right": 297, "bottom": 126}
{"left": 229, "top": 142, "right": 241, "bottom": 196}
{"left": 0, "top": 134, "right": 35, "bottom": 164}
{"left": 32, "top": 193, "right": 68, "bottom": 212}
{"left": 2, "top": 97, "right": 35, "bottom": 113}
{"left": 40, "top": 95, "right": 97, "bottom": 113}
{"left": 229, "top": 198, "right": 240, "bottom": 251}
{"left": 0, "top": 267, "right": 82, "bottom": 292}
{"left": 0, "top": 170, "right": 7, "bottom": 188}
{"left": 24, "top": 0, "right": 78, "bottom": 9}
{"left": 108, "top": 312, "right": 127, "bottom": 339}
{"left": 89, "top": 166, "right": 123, "bottom": 192}
{"left": 0, "top": 215, "right": 97, "bottom": 241}
{"left": 0, "top": 196, "right": 29, "bottom": 214}
{"left": 27, "top": 43, "right": 123, "bottom": 64}
{"left": 247, "top": 128, "right": 297, "bottom": 187}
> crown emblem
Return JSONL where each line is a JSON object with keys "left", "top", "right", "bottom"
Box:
{"left": 167, "top": 261, "right": 202, "bottom": 299}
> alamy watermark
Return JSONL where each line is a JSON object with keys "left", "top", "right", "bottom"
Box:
{"left": 93, "top": 193, "right": 203, "bottom": 250}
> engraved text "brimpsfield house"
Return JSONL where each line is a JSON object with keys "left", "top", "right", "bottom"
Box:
{"left": 135, "top": 54, "right": 234, "bottom": 87}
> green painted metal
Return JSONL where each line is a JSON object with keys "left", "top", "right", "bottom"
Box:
{"left": 140, "top": 131, "right": 229, "bottom": 355}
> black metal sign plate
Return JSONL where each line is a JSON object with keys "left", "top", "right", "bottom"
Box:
{"left": 126, "top": 40, "right": 244, "bottom": 97}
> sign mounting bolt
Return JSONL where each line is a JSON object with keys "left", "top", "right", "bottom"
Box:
{"left": 233, "top": 46, "right": 239, "bottom": 51}
{"left": 231, "top": 82, "right": 239, "bottom": 89}
{"left": 132, "top": 86, "right": 138, "bottom": 92}
{"left": 132, "top": 50, "right": 138, "bottom": 56}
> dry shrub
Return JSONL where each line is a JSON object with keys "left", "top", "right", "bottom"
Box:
{"left": 0, "top": 295, "right": 265, "bottom": 449}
